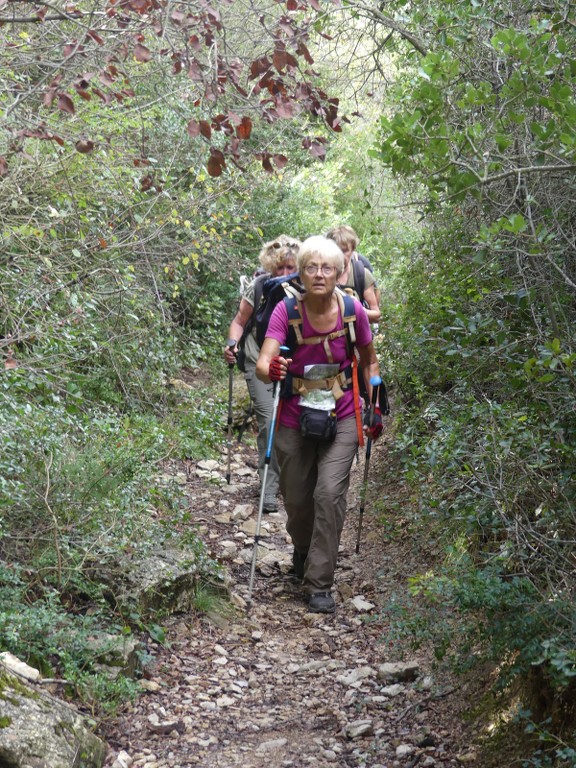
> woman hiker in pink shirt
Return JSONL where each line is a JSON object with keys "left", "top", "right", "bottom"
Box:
{"left": 256, "top": 235, "right": 383, "bottom": 614}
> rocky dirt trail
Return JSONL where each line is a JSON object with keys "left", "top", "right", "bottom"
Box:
{"left": 102, "top": 416, "right": 480, "bottom": 768}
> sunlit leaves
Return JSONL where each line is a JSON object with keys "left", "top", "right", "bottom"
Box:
{"left": 374, "top": 6, "right": 576, "bottom": 203}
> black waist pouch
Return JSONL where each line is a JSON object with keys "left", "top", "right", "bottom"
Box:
{"left": 299, "top": 407, "right": 337, "bottom": 442}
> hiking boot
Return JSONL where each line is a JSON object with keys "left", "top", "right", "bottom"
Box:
{"left": 308, "top": 591, "right": 336, "bottom": 614}
{"left": 292, "top": 550, "right": 307, "bottom": 579}
{"left": 263, "top": 497, "right": 278, "bottom": 513}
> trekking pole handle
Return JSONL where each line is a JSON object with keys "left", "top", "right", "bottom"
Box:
{"left": 369, "top": 375, "right": 382, "bottom": 426}
{"left": 226, "top": 338, "right": 237, "bottom": 367}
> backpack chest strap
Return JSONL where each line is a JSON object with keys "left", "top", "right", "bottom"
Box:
{"left": 289, "top": 322, "right": 348, "bottom": 364}
{"left": 289, "top": 367, "right": 353, "bottom": 401}
{"left": 287, "top": 291, "right": 356, "bottom": 363}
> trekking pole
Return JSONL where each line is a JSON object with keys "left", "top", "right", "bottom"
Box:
{"left": 225, "top": 339, "right": 236, "bottom": 484}
{"left": 356, "top": 375, "right": 382, "bottom": 554}
{"left": 247, "top": 346, "right": 288, "bottom": 609}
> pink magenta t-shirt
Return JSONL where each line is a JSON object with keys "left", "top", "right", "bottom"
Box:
{"left": 265, "top": 297, "right": 372, "bottom": 429}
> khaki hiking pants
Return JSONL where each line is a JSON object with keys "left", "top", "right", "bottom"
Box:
{"left": 275, "top": 417, "right": 359, "bottom": 594}
{"left": 244, "top": 363, "right": 280, "bottom": 505}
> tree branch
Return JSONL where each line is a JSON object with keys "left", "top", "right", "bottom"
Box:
{"left": 348, "top": 1, "right": 428, "bottom": 56}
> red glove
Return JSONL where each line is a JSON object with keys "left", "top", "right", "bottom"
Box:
{"left": 364, "top": 407, "right": 383, "bottom": 440}
{"left": 269, "top": 356, "right": 286, "bottom": 381}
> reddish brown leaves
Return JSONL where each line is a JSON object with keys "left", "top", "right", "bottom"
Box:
{"left": 207, "top": 148, "right": 226, "bottom": 177}
{"left": 87, "top": 29, "right": 104, "bottom": 45}
{"left": 188, "top": 113, "right": 252, "bottom": 143}
{"left": 235, "top": 116, "right": 252, "bottom": 139}
{"left": 296, "top": 41, "right": 314, "bottom": 64}
{"left": 256, "top": 152, "right": 289, "bottom": 173}
{"left": 187, "top": 60, "right": 204, "bottom": 81}
{"left": 64, "top": 40, "right": 84, "bottom": 57}
{"left": 187, "top": 120, "right": 211, "bottom": 139}
{"left": 1, "top": 0, "right": 344, "bottom": 180}
{"left": 57, "top": 93, "right": 75, "bottom": 114}
{"left": 198, "top": 120, "right": 212, "bottom": 139}
{"left": 275, "top": 99, "right": 296, "bottom": 119}
{"left": 19, "top": 126, "right": 65, "bottom": 147}
{"left": 74, "top": 78, "right": 93, "bottom": 100}
{"left": 75, "top": 139, "right": 95, "bottom": 153}
{"left": 250, "top": 57, "right": 271, "bottom": 80}
{"left": 4, "top": 352, "right": 18, "bottom": 371}
{"left": 302, "top": 137, "right": 327, "bottom": 160}
{"left": 273, "top": 47, "right": 298, "bottom": 73}
{"left": 134, "top": 43, "right": 152, "bottom": 62}
{"left": 140, "top": 172, "right": 163, "bottom": 192}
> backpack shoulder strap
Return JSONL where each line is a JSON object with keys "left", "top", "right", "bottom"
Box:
{"left": 284, "top": 294, "right": 303, "bottom": 353}
{"left": 351, "top": 258, "right": 366, "bottom": 303}
{"left": 252, "top": 272, "right": 269, "bottom": 310}
{"left": 284, "top": 291, "right": 357, "bottom": 363}
{"left": 354, "top": 251, "right": 374, "bottom": 273}
{"left": 338, "top": 291, "right": 357, "bottom": 350}
{"left": 240, "top": 273, "right": 268, "bottom": 347}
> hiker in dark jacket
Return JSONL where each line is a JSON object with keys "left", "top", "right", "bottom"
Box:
{"left": 326, "top": 225, "right": 381, "bottom": 324}
{"left": 223, "top": 235, "right": 300, "bottom": 512}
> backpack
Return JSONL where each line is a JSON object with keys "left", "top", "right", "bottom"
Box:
{"left": 283, "top": 289, "right": 357, "bottom": 359}
{"left": 338, "top": 255, "right": 369, "bottom": 306}
{"left": 281, "top": 290, "right": 368, "bottom": 444}
{"left": 254, "top": 273, "right": 304, "bottom": 348}
{"left": 283, "top": 290, "right": 390, "bottom": 417}
{"left": 236, "top": 272, "right": 304, "bottom": 372}
{"left": 356, "top": 252, "right": 374, "bottom": 273}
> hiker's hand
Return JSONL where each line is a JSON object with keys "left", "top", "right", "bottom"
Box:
{"left": 269, "top": 355, "right": 291, "bottom": 381}
{"left": 363, "top": 407, "right": 383, "bottom": 440}
{"left": 224, "top": 340, "right": 237, "bottom": 365}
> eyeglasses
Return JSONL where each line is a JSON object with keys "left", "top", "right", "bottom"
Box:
{"left": 303, "top": 264, "right": 336, "bottom": 276}
{"left": 271, "top": 241, "right": 299, "bottom": 249}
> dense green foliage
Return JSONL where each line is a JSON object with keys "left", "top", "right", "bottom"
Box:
{"left": 366, "top": 0, "right": 576, "bottom": 761}
{"left": 0, "top": 1, "right": 574, "bottom": 758}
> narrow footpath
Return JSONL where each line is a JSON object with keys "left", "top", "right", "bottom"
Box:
{"left": 102, "top": 414, "right": 481, "bottom": 768}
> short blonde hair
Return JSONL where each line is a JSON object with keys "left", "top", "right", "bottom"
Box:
{"left": 259, "top": 234, "right": 300, "bottom": 273}
{"left": 326, "top": 225, "right": 359, "bottom": 252}
{"left": 297, "top": 235, "right": 344, "bottom": 277}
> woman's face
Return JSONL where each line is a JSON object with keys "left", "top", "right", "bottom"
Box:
{"left": 273, "top": 256, "right": 297, "bottom": 276}
{"left": 300, "top": 256, "right": 339, "bottom": 297}
{"left": 339, "top": 243, "right": 354, "bottom": 266}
